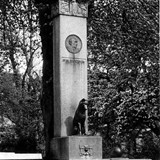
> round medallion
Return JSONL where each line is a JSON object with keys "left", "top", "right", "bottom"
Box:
{"left": 65, "top": 34, "right": 82, "bottom": 54}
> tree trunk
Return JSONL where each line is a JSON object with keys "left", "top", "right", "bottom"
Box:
{"left": 37, "top": 4, "right": 54, "bottom": 160}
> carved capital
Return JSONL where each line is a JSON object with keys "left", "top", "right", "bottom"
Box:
{"left": 51, "top": 0, "right": 88, "bottom": 18}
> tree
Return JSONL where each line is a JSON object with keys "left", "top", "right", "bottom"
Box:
{"left": 0, "top": 0, "right": 41, "bottom": 88}
{"left": 87, "top": 0, "right": 159, "bottom": 159}
{"left": 33, "top": 1, "right": 53, "bottom": 159}
{"left": 0, "top": 0, "right": 43, "bottom": 153}
{"left": 0, "top": 71, "right": 43, "bottom": 153}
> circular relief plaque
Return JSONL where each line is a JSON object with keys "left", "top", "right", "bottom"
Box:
{"left": 65, "top": 34, "right": 82, "bottom": 54}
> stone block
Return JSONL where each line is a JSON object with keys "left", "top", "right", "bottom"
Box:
{"left": 51, "top": 136, "right": 102, "bottom": 160}
{"left": 0, "top": 153, "right": 42, "bottom": 159}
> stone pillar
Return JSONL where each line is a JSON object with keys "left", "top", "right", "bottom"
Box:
{"left": 52, "top": 0, "right": 88, "bottom": 137}
{"left": 51, "top": 1, "right": 102, "bottom": 160}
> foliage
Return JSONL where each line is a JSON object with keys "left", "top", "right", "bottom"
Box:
{"left": 0, "top": 72, "right": 44, "bottom": 153}
{"left": 87, "top": 0, "right": 159, "bottom": 159}
{"left": 0, "top": 0, "right": 43, "bottom": 154}
{"left": 0, "top": 0, "right": 41, "bottom": 82}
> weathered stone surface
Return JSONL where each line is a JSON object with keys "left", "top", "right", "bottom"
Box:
{"left": 51, "top": 136, "right": 102, "bottom": 160}
{"left": 53, "top": 15, "right": 88, "bottom": 137}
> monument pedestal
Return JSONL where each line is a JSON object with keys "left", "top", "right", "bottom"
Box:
{"left": 51, "top": 136, "right": 102, "bottom": 160}
{"left": 51, "top": 1, "right": 102, "bottom": 160}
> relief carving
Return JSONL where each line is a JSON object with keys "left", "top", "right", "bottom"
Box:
{"left": 52, "top": 0, "right": 88, "bottom": 17}
{"left": 79, "top": 145, "right": 93, "bottom": 158}
{"left": 60, "top": 0, "right": 70, "bottom": 14}
{"left": 65, "top": 35, "right": 82, "bottom": 54}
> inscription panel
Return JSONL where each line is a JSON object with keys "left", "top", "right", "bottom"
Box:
{"left": 62, "top": 58, "right": 85, "bottom": 64}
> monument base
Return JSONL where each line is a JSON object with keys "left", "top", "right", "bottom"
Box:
{"left": 51, "top": 136, "right": 102, "bottom": 160}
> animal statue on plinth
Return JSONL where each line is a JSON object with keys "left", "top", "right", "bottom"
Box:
{"left": 72, "top": 98, "right": 88, "bottom": 135}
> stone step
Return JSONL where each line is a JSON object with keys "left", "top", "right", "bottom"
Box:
{"left": 56, "top": 159, "right": 151, "bottom": 160}
{"left": 0, "top": 153, "right": 42, "bottom": 160}
{"left": 0, "top": 153, "right": 152, "bottom": 160}
{"left": 69, "top": 158, "right": 152, "bottom": 160}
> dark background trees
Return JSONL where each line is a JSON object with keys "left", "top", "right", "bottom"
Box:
{"left": 0, "top": 0, "right": 159, "bottom": 160}
{"left": 87, "top": 0, "right": 159, "bottom": 160}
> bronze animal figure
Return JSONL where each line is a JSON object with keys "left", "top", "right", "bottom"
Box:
{"left": 72, "top": 98, "right": 88, "bottom": 135}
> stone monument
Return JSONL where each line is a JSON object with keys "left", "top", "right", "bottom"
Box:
{"left": 51, "top": 0, "right": 102, "bottom": 160}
